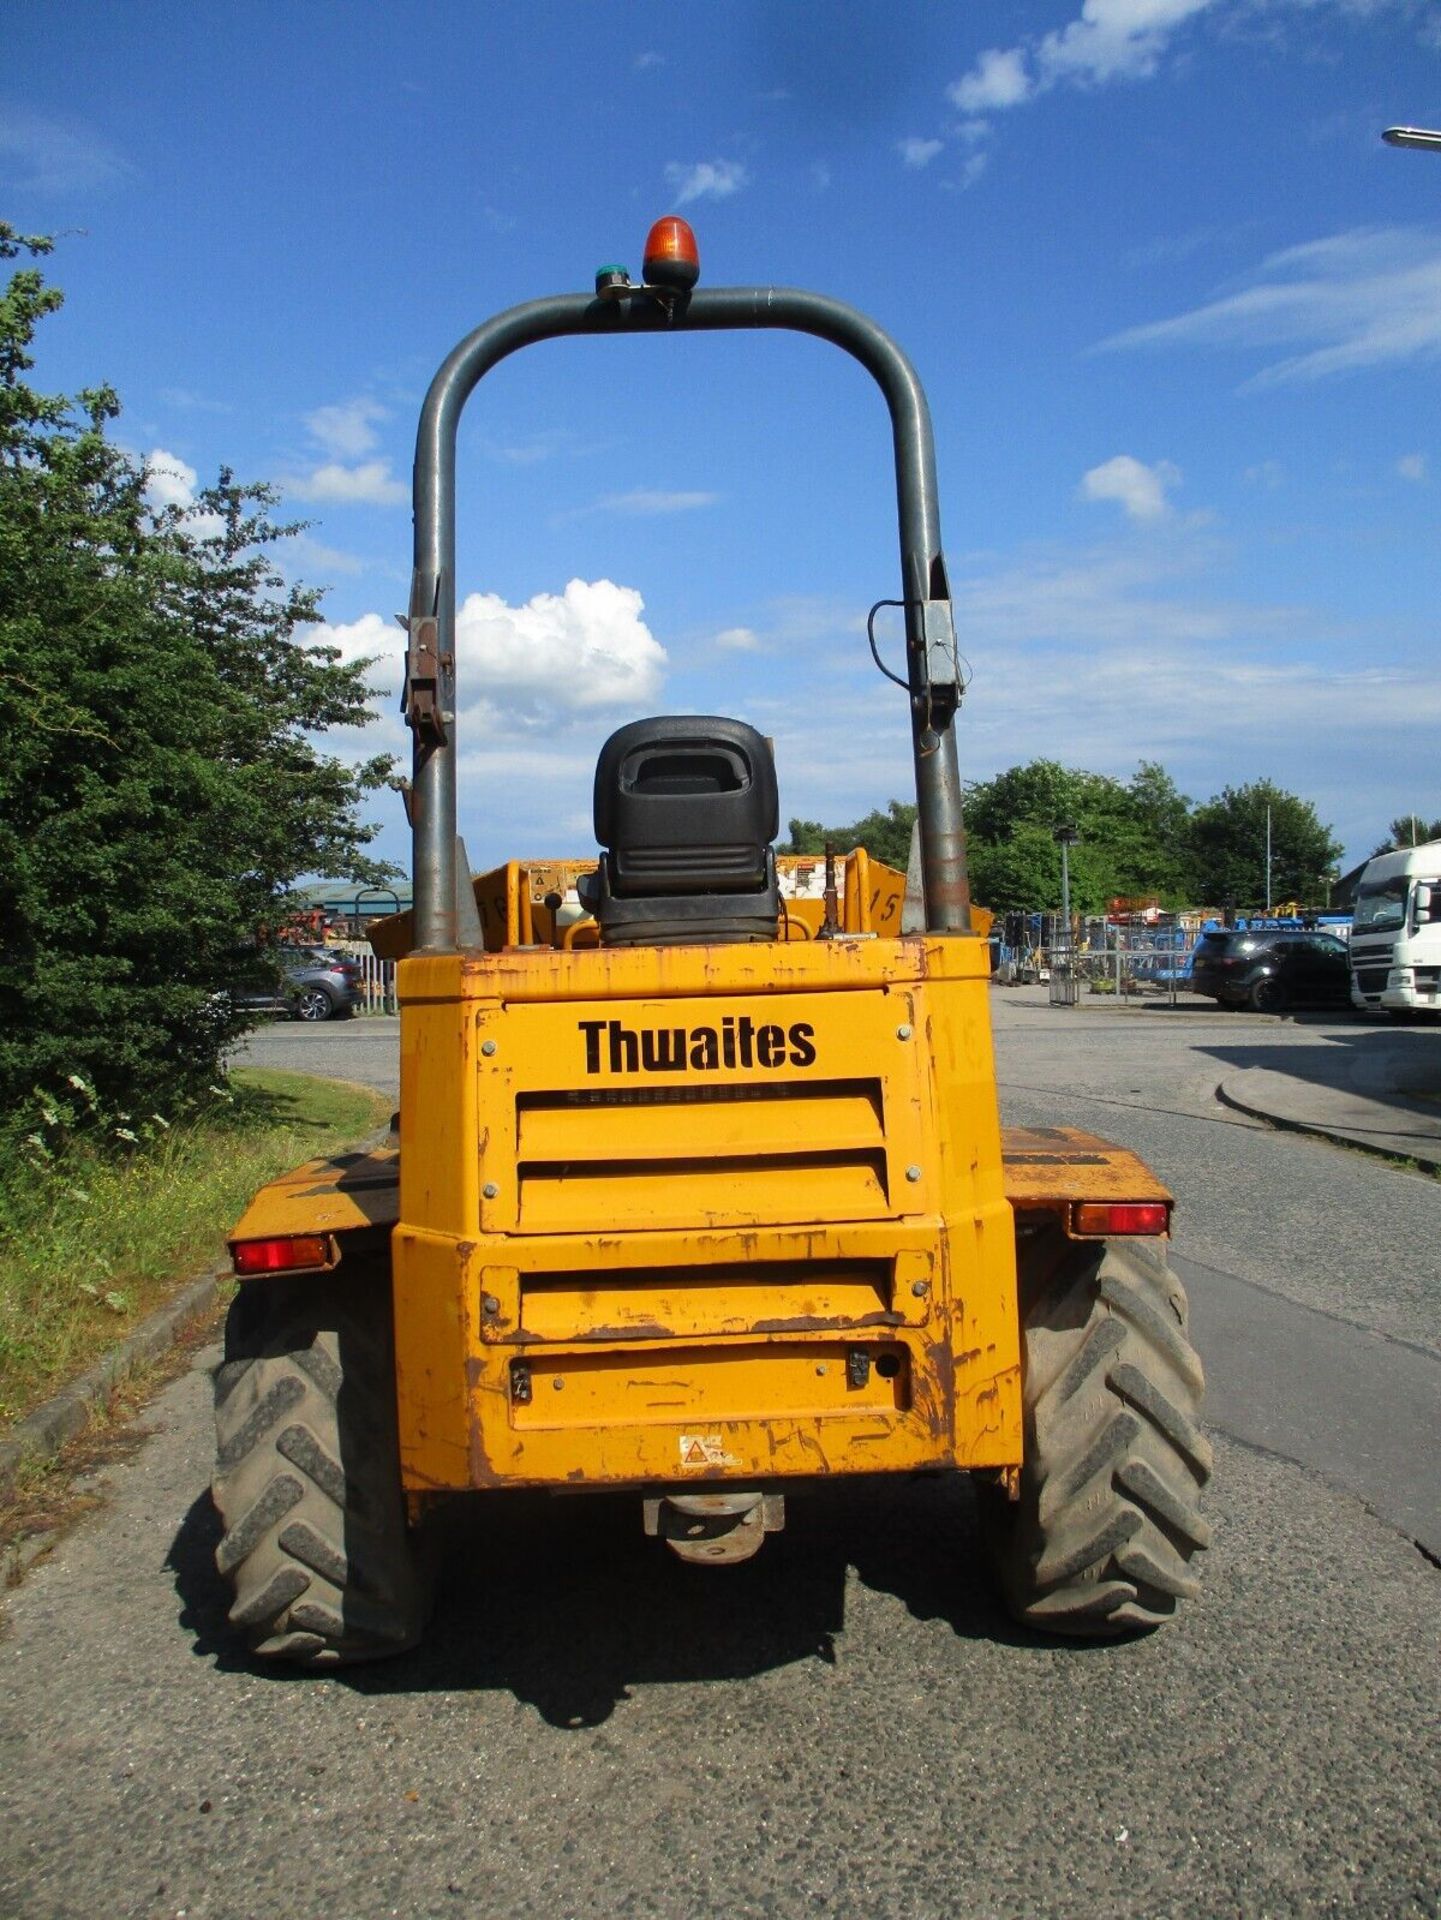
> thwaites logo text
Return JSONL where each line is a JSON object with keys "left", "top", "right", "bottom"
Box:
{"left": 579, "top": 1016, "right": 817, "bottom": 1075}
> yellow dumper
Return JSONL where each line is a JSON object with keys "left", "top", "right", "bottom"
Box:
{"left": 213, "top": 221, "right": 1210, "bottom": 1664}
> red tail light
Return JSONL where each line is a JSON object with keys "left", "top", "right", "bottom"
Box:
{"left": 232, "top": 1234, "right": 334, "bottom": 1275}
{"left": 1072, "top": 1201, "right": 1170, "bottom": 1237}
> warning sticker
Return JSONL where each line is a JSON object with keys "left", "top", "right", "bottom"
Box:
{"left": 678, "top": 1433, "right": 738, "bottom": 1469}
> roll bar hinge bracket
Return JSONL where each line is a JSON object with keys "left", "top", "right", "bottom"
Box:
{"left": 399, "top": 569, "right": 449, "bottom": 746}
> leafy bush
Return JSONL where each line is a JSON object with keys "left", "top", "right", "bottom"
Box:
{"left": 0, "top": 227, "right": 395, "bottom": 1141}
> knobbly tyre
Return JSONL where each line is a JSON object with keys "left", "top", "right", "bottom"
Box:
{"left": 212, "top": 218, "right": 1211, "bottom": 1664}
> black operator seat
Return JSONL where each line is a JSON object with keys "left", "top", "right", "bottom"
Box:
{"left": 580, "top": 716, "right": 781, "bottom": 946}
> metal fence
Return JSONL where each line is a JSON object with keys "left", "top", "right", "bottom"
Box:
{"left": 333, "top": 936, "right": 1199, "bottom": 1015}
{"left": 330, "top": 944, "right": 397, "bottom": 1015}
{"left": 999, "top": 940, "right": 1197, "bottom": 1003}
{"left": 1072, "top": 941, "right": 1195, "bottom": 1003}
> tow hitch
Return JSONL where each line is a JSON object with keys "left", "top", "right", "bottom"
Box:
{"left": 643, "top": 1490, "right": 787, "bottom": 1565}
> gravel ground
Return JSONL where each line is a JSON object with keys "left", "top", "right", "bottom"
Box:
{"left": 989, "top": 993, "right": 1441, "bottom": 1354}
{"left": 1, "top": 993, "right": 1432, "bottom": 1919}
{"left": 1, "top": 1351, "right": 1435, "bottom": 1920}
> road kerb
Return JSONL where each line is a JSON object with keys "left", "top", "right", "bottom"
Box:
{"left": 0, "top": 1267, "right": 227, "bottom": 1509}
{"left": 1216, "top": 1076, "right": 1441, "bottom": 1175}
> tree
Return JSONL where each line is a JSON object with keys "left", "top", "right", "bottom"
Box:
{"left": 1371, "top": 814, "right": 1441, "bottom": 857}
{"left": 1125, "top": 761, "right": 1192, "bottom": 899}
{"left": 1185, "top": 781, "right": 1341, "bottom": 909}
{"left": 0, "top": 227, "right": 394, "bottom": 1133}
{"left": 782, "top": 799, "right": 917, "bottom": 870}
{"left": 782, "top": 757, "right": 1202, "bottom": 914}
{"left": 961, "top": 759, "right": 1193, "bottom": 914}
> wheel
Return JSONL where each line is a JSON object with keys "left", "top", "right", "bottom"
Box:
{"left": 1249, "top": 975, "right": 1285, "bottom": 1012}
{"left": 294, "top": 986, "right": 336, "bottom": 1021}
{"left": 982, "top": 1229, "right": 1212, "bottom": 1638}
{"left": 212, "top": 1268, "right": 430, "bottom": 1666}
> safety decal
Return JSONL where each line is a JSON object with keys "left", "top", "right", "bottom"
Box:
{"left": 679, "top": 1433, "right": 738, "bottom": 1468}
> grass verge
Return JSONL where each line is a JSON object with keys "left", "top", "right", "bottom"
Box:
{"left": 0, "top": 1069, "right": 388, "bottom": 1430}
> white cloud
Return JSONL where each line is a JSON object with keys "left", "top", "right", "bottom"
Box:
{"left": 307, "top": 611, "right": 394, "bottom": 670}
{"left": 312, "top": 539, "right": 1435, "bottom": 874}
{"left": 480, "top": 428, "right": 595, "bottom": 467}
{"left": 0, "top": 105, "right": 132, "bottom": 194}
{"left": 899, "top": 137, "right": 944, "bottom": 168}
{"left": 948, "top": 47, "right": 1033, "bottom": 113}
{"left": 309, "top": 579, "right": 667, "bottom": 728}
{"left": 729, "top": 536, "right": 1435, "bottom": 871}
{"left": 1080, "top": 454, "right": 1181, "bottom": 520}
{"left": 299, "top": 583, "right": 671, "bottom": 868}
{"left": 143, "top": 448, "right": 198, "bottom": 513}
{"left": 1397, "top": 452, "right": 1427, "bottom": 482}
{"left": 940, "top": 5, "right": 1425, "bottom": 199}
{"left": 714, "top": 626, "right": 762, "bottom": 652}
{"left": 1243, "top": 459, "right": 1285, "bottom": 489}
{"left": 949, "top": 2, "right": 1216, "bottom": 115}
{"left": 1038, "top": 0, "right": 1216, "bottom": 86}
{"left": 942, "top": 5, "right": 1217, "bottom": 185}
{"left": 288, "top": 535, "right": 367, "bottom": 576}
{"left": 586, "top": 489, "right": 719, "bottom": 516}
{"left": 948, "top": 153, "right": 990, "bottom": 191}
{"left": 159, "top": 386, "right": 232, "bottom": 414}
{"left": 142, "top": 448, "right": 226, "bottom": 538}
{"left": 664, "top": 159, "right": 748, "bottom": 205}
{"left": 1096, "top": 227, "right": 1441, "bottom": 384}
{"left": 456, "top": 580, "right": 665, "bottom": 711}
{"left": 1125, "top": 220, "right": 1261, "bottom": 270}
{"left": 287, "top": 460, "right": 408, "bottom": 506}
{"left": 282, "top": 398, "right": 406, "bottom": 505}
{"left": 810, "top": 162, "right": 833, "bottom": 192}
{"left": 635, "top": 50, "right": 665, "bottom": 70}
{"left": 305, "top": 398, "right": 388, "bottom": 461}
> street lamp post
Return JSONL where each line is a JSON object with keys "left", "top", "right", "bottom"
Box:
{"left": 1383, "top": 126, "right": 1441, "bottom": 150}
{"left": 1265, "top": 804, "right": 1272, "bottom": 914}
{"left": 1051, "top": 823, "right": 1080, "bottom": 1007}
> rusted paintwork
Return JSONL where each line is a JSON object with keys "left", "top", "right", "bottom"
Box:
{"left": 1001, "top": 1124, "right": 1172, "bottom": 1228}
{"left": 233, "top": 867, "right": 1162, "bottom": 1507}
{"left": 383, "top": 928, "right": 1020, "bottom": 1493}
{"left": 230, "top": 1125, "right": 1156, "bottom": 1226}
{"left": 230, "top": 1122, "right": 1162, "bottom": 1271}
{"left": 228, "top": 1143, "right": 398, "bottom": 1263}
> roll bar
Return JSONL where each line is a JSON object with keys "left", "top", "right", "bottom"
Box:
{"left": 405, "top": 286, "right": 972, "bottom": 949}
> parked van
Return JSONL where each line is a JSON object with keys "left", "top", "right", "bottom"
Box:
{"left": 1349, "top": 841, "right": 1441, "bottom": 1016}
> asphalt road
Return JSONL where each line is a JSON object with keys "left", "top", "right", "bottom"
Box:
{"left": 2, "top": 998, "right": 1437, "bottom": 1919}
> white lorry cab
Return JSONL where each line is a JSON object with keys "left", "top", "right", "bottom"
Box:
{"left": 1349, "top": 841, "right": 1441, "bottom": 1016}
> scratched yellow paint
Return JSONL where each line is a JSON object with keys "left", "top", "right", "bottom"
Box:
{"left": 385, "top": 919, "right": 1025, "bottom": 1493}
{"left": 236, "top": 855, "right": 1138, "bottom": 1501}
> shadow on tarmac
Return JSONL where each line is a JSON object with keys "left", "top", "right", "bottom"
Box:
{"left": 169, "top": 1472, "right": 1049, "bottom": 1728}
{"left": 1193, "top": 1020, "right": 1441, "bottom": 1097}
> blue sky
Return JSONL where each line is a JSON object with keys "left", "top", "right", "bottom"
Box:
{"left": 6, "top": 0, "right": 1439, "bottom": 881}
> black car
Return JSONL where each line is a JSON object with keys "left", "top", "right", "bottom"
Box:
{"left": 1189, "top": 928, "right": 1352, "bottom": 1012}
{"left": 230, "top": 947, "right": 362, "bottom": 1022}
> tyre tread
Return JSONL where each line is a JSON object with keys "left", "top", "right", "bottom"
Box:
{"left": 212, "top": 1273, "right": 428, "bottom": 1667}
{"left": 985, "top": 1232, "right": 1210, "bottom": 1638}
